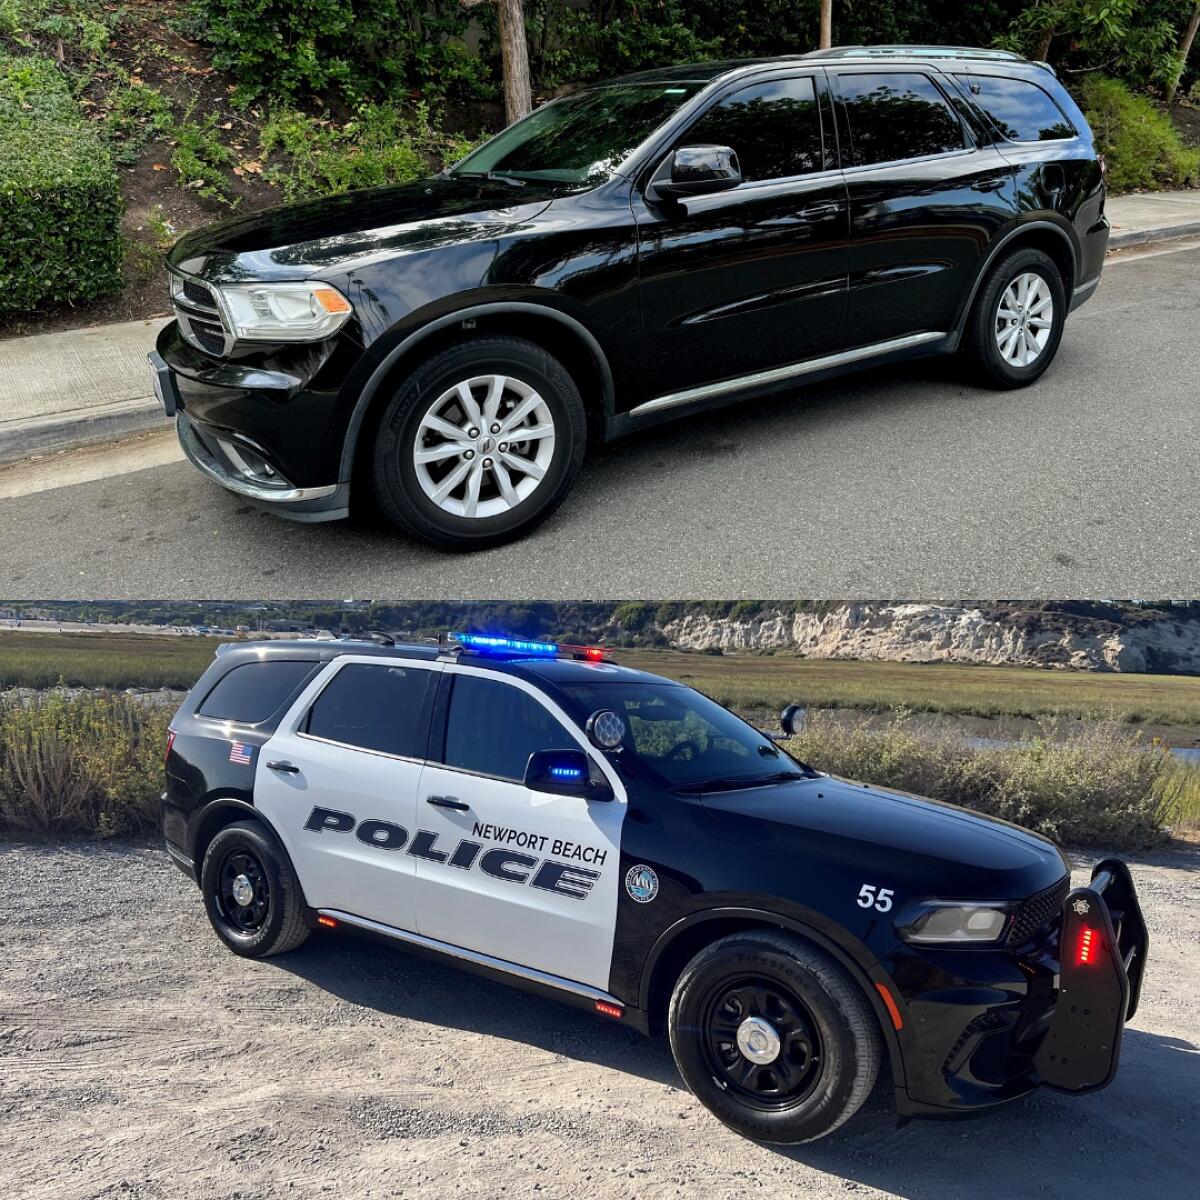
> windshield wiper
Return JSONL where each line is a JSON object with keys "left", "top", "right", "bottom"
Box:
{"left": 453, "top": 170, "right": 526, "bottom": 188}
{"left": 673, "top": 771, "right": 806, "bottom": 794}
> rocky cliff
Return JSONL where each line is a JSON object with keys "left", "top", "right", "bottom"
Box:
{"left": 649, "top": 604, "right": 1200, "bottom": 673}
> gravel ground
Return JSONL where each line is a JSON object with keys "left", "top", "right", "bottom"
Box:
{"left": 0, "top": 839, "right": 1196, "bottom": 1200}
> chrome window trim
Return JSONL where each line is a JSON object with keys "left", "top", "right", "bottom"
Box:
{"left": 632, "top": 330, "right": 946, "bottom": 417}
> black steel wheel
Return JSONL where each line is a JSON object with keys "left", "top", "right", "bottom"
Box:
{"left": 215, "top": 847, "right": 271, "bottom": 935}
{"left": 200, "top": 819, "right": 310, "bottom": 958}
{"left": 700, "top": 976, "right": 824, "bottom": 1108}
{"left": 668, "top": 930, "right": 880, "bottom": 1144}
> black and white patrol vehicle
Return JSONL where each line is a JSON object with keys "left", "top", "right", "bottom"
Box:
{"left": 163, "top": 633, "right": 1148, "bottom": 1144}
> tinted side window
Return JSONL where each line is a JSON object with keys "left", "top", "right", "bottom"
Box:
{"left": 839, "top": 72, "right": 965, "bottom": 166}
{"left": 305, "top": 662, "right": 434, "bottom": 758}
{"left": 683, "top": 76, "right": 823, "bottom": 181}
{"left": 956, "top": 75, "right": 1074, "bottom": 142}
{"left": 197, "top": 660, "right": 317, "bottom": 724}
{"left": 444, "top": 675, "right": 574, "bottom": 783}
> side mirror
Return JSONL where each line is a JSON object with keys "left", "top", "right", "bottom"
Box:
{"left": 780, "top": 704, "right": 807, "bottom": 738}
{"left": 525, "top": 749, "right": 614, "bottom": 802}
{"left": 651, "top": 144, "right": 742, "bottom": 199}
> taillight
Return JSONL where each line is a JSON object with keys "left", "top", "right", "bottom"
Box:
{"left": 164, "top": 728, "right": 177, "bottom": 764}
{"left": 1076, "top": 926, "right": 1098, "bottom": 966}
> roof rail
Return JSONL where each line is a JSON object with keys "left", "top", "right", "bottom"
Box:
{"left": 808, "top": 44, "right": 1028, "bottom": 64}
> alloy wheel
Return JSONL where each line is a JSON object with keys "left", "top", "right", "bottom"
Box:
{"left": 412, "top": 374, "right": 556, "bottom": 519}
{"left": 994, "top": 271, "right": 1054, "bottom": 368}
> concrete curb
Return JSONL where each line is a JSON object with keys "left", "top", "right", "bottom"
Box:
{"left": 1108, "top": 220, "right": 1200, "bottom": 249}
{"left": 0, "top": 396, "right": 170, "bottom": 466}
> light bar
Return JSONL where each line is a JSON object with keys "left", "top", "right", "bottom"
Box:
{"left": 452, "top": 632, "right": 559, "bottom": 656}
{"left": 450, "top": 633, "right": 613, "bottom": 661}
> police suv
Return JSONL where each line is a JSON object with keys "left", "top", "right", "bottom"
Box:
{"left": 163, "top": 633, "right": 1148, "bottom": 1144}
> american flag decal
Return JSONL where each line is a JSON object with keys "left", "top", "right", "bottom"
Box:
{"left": 229, "top": 741, "right": 253, "bottom": 765}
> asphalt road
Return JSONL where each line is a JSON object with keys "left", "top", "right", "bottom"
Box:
{"left": 2, "top": 839, "right": 1197, "bottom": 1200}
{"left": 1, "top": 242, "right": 1198, "bottom": 599}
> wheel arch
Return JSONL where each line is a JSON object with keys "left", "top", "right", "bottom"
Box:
{"left": 340, "top": 302, "right": 617, "bottom": 492}
{"left": 955, "top": 218, "right": 1078, "bottom": 334}
{"left": 637, "top": 906, "right": 906, "bottom": 1090}
{"left": 189, "top": 797, "right": 300, "bottom": 893}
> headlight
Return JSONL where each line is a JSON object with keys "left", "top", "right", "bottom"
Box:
{"left": 896, "top": 900, "right": 1017, "bottom": 945}
{"left": 216, "top": 281, "right": 353, "bottom": 342}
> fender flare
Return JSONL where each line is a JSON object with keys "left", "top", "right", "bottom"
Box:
{"left": 953, "top": 217, "right": 1079, "bottom": 334}
{"left": 637, "top": 905, "right": 907, "bottom": 1088}
{"left": 338, "top": 301, "right": 618, "bottom": 483}
{"left": 189, "top": 796, "right": 281, "bottom": 868}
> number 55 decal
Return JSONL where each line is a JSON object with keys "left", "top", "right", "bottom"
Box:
{"left": 857, "top": 884, "right": 894, "bottom": 912}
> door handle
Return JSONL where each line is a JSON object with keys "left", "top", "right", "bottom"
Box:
{"left": 266, "top": 760, "right": 300, "bottom": 774}
{"left": 972, "top": 175, "right": 1008, "bottom": 192}
{"left": 798, "top": 201, "right": 841, "bottom": 220}
{"left": 426, "top": 795, "right": 470, "bottom": 812}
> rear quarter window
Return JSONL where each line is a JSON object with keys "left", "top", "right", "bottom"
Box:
{"left": 957, "top": 74, "right": 1075, "bottom": 142}
{"left": 196, "top": 659, "right": 318, "bottom": 725}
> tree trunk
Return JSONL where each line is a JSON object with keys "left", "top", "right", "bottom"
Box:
{"left": 1034, "top": 0, "right": 1063, "bottom": 62}
{"left": 497, "top": 0, "right": 532, "bottom": 123}
{"left": 1167, "top": 4, "right": 1200, "bottom": 105}
{"left": 819, "top": 0, "right": 833, "bottom": 50}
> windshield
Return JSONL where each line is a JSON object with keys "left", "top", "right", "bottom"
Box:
{"left": 450, "top": 82, "right": 703, "bottom": 187}
{"left": 558, "top": 681, "right": 810, "bottom": 789}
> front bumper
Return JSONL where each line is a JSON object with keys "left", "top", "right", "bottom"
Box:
{"left": 155, "top": 320, "right": 359, "bottom": 521}
{"left": 888, "top": 858, "right": 1147, "bottom": 1116}
{"left": 176, "top": 413, "right": 349, "bottom": 521}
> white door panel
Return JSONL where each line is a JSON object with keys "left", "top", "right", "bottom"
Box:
{"left": 255, "top": 656, "right": 442, "bottom": 933}
{"left": 414, "top": 667, "right": 625, "bottom": 991}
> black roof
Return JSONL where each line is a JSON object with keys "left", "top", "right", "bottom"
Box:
{"left": 211, "top": 637, "right": 675, "bottom": 687}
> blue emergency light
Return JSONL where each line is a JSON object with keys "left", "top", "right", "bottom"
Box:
{"left": 452, "top": 632, "right": 559, "bottom": 656}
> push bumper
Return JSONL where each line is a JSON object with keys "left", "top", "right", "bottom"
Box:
{"left": 1033, "top": 858, "right": 1148, "bottom": 1093}
{"left": 890, "top": 857, "right": 1146, "bottom": 1116}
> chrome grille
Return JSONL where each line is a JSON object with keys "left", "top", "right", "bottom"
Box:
{"left": 1007, "top": 875, "right": 1069, "bottom": 949}
{"left": 169, "top": 270, "right": 232, "bottom": 357}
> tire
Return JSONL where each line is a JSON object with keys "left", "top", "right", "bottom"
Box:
{"left": 963, "top": 247, "right": 1066, "bottom": 388}
{"left": 368, "top": 335, "right": 588, "bottom": 550}
{"left": 200, "top": 819, "right": 310, "bottom": 958}
{"left": 668, "top": 931, "right": 880, "bottom": 1145}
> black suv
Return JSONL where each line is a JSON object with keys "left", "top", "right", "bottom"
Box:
{"left": 164, "top": 632, "right": 1146, "bottom": 1145}
{"left": 151, "top": 45, "right": 1108, "bottom": 548}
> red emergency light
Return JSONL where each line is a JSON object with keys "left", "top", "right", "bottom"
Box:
{"left": 1076, "top": 926, "right": 1097, "bottom": 966}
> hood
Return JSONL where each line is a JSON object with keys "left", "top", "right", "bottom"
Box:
{"left": 702, "top": 774, "right": 1068, "bottom": 901}
{"left": 166, "top": 175, "right": 558, "bottom": 283}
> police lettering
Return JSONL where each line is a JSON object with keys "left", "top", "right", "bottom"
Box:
{"left": 304, "top": 806, "right": 602, "bottom": 900}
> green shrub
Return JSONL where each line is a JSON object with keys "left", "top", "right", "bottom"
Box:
{"left": 0, "top": 53, "right": 123, "bottom": 312}
{"left": 0, "top": 691, "right": 170, "bottom": 838}
{"left": 784, "top": 711, "right": 1189, "bottom": 849}
{"left": 104, "top": 82, "right": 174, "bottom": 166}
{"left": 170, "top": 108, "right": 236, "bottom": 203}
{"left": 261, "top": 102, "right": 474, "bottom": 200}
{"left": 1078, "top": 75, "right": 1200, "bottom": 193}
{"left": 191, "top": 0, "right": 488, "bottom": 105}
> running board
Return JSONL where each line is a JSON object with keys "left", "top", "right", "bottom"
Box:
{"left": 631, "top": 331, "right": 947, "bottom": 417}
{"left": 319, "top": 908, "right": 624, "bottom": 1007}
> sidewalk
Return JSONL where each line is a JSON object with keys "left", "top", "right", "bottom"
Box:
{"left": 0, "top": 316, "right": 171, "bottom": 464}
{"left": 1, "top": 190, "right": 1198, "bottom": 466}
